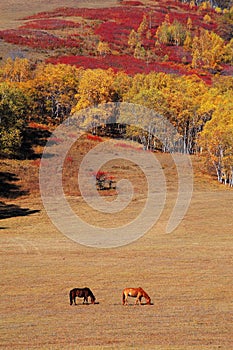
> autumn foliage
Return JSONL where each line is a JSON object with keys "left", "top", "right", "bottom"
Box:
{"left": 0, "top": 1, "right": 231, "bottom": 78}
{"left": 0, "top": 1, "right": 232, "bottom": 183}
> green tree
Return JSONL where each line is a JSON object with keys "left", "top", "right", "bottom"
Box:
{"left": 134, "top": 42, "right": 146, "bottom": 59}
{"left": 156, "top": 18, "right": 187, "bottom": 46}
{"left": 170, "top": 20, "right": 188, "bottom": 46}
{"left": 0, "top": 83, "right": 29, "bottom": 157}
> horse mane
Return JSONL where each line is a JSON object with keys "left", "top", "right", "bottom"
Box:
{"left": 139, "top": 287, "right": 150, "bottom": 300}
{"left": 86, "top": 287, "right": 96, "bottom": 301}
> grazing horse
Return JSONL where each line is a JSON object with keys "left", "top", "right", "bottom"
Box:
{"left": 69, "top": 287, "right": 96, "bottom": 305}
{"left": 122, "top": 287, "right": 152, "bottom": 305}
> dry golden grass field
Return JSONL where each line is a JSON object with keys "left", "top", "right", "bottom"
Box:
{"left": 1, "top": 137, "right": 233, "bottom": 349}
{"left": 1, "top": 1, "right": 233, "bottom": 349}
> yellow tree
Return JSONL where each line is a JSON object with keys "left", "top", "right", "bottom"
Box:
{"left": 187, "top": 17, "right": 193, "bottom": 31}
{"left": 25, "top": 63, "right": 82, "bottom": 123}
{"left": 137, "top": 14, "right": 149, "bottom": 36}
{"left": 134, "top": 42, "right": 146, "bottom": 59}
{"left": 198, "top": 92, "right": 233, "bottom": 182}
{"left": 73, "top": 68, "right": 117, "bottom": 111}
{"left": 123, "top": 72, "right": 209, "bottom": 153}
{"left": 72, "top": 68, "right": 119, "bottom": 130}
{"left": 156, "top": 17, "right": 187, "bottom": 46}
{"left": 113, "top": 71, "right": 132, "bottom": 101}
{"left": 191, "top": 29, "right": 227, "bottom": 70}
{"left": 223, "top": 38, "right": 233, "bottom": 64}
{"left": 161, "top": 75, "right": 209, "bottom": 153}
{"left": 122, "top": 72, "right": 173, "bottom": 150}
{"left": 96, "top": 41, "right": 111, "bottom": 56}
{"left": 128, "top": 29, "right": 140, "bottom": 52}
{"left": 0, "top": 57, "right": 32, "bottom": 82}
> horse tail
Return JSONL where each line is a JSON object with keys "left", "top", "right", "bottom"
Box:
{"left": 69, "top": 289, "right": 74, "bottom": 305}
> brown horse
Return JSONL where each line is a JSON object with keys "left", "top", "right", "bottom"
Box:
{"left": 122, "top": 287, "right": 152, "bottom": 305}
{"left": 69, "top": 287, "right": 96, "bottom": 305}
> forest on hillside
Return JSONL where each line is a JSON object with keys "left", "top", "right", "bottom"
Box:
{"left": 0, "top": 0, "right": 232, "bottom": 184}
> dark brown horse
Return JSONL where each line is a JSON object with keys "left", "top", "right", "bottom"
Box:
{"left": 69, "top": 287, "right": 96, "bottom": 305}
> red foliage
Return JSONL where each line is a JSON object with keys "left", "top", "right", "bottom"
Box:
{"left": 47, "top": 137, "right": 64, "bottom": 144}
{"left": 31, "top": 159, "right": 41, "bottom": 167}
{"left": 165, "top": 45, "right": 192, "bottom": 64}
{"left": 28, "top": 122, "right": 50, "bottom": 130}
{"left": 47, "top": 53, "right": 210, "bottom": 79}
{"left": 94, "top": 170, "right": 115, "bottom": 182}
{"left": 47, "top": 53, "right": 208, "bottom": 83}
{"left": 68, "top": 133, "right": 78, "bottom": 139}
{"left": 121, "top": 1, "right": 143, "bottom": 5}
{"left": 221, "top": 64, "right": 233, "bottom": 77}
{"left": 87, "top": 134, "right": 103, "bottom": 142}
{"left": 19, "top": 19, "right": 80, "bottom": 30}
{"left": 95, "top": 21, "right": 133, "bottom": 49}
{"left": 23, "top": 6, "right": 144, "bottom": 24}
{"left": 114, "top": 142, "right": 143, "bottom": 151}
{"left": 65, "top": 156, "right": 74, "bottom": 163}
{"left": 0, "top": 29, "right": 80, "bottom": 49}
{"left": 0, "top": 1, "right": 228, "bottom": 82}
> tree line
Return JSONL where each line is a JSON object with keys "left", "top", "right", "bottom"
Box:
{"left": 0, "top": 58, "right": 232, "bottom": 184}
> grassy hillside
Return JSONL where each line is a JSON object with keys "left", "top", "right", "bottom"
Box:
{"left": 0, "top": 2, "right": 233, "bottom": 349}
{"left": 0, "top": 0, "right": 232, "bottom": 80}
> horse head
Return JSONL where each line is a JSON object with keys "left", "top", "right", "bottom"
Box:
{"left": 90, "top": 294, "right": 96, "bottom": 304}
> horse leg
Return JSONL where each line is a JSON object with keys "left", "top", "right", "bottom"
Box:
{"left": 70, "top": 291, "right": 73, "bottom": 305}
{"left": 135, "top": 295, "right": 142, "bottom": 305}
{"left": 122, "top": 292, "right": 126, "bottom": 305}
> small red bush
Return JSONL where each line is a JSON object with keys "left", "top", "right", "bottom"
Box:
{"left": 121, "top": 1, "right": 143, "bottom": 5}
{"left": 87, "top": 134, "right": 103, "bottom": 142}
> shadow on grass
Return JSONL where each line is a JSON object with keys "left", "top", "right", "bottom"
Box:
{"left": 0, "top": 172, "right": 40, "bottom": 221}
{"left": 0, "top": 171, "right": 29, "bottom": 199}
{"left": 0, "top": 201, "right": 40, "bottom": 220}
{"left": 21, "top": 126, "right": 51, "bottom": 159}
